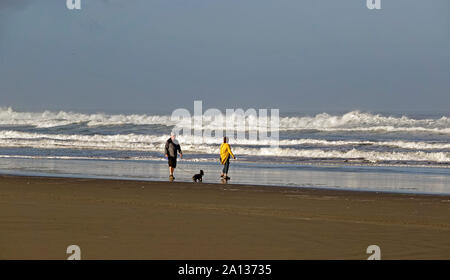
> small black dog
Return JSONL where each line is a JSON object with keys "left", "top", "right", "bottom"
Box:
{"left": 192, "top": 170, "right": 204, "bottom": 182}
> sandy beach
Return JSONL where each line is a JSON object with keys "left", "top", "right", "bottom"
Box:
{"left": 0, "top": 175, "right": 449, "bottom": 259}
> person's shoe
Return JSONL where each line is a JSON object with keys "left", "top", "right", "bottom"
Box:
{"left": 169, "top": 175, "right": 175, "bottom": 179}
{"left": 225, "top": 176, "right": 230, "bottom": 180}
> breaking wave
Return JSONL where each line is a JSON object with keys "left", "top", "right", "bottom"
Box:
{"left": 0, "top": 108, "right": 449, "bottom": 166}
{"left": 1, "top": 107, "right": 450, "bottom": 134}
{"left": 0, "top": 130, "right": 449, "bottom": 164}
{"left": 1, "top": 130, "right": 450, "bottom": 150}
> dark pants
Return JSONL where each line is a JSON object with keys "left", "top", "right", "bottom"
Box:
{"left": 168, "top": 156, "right": 177, "bottom": 168}
{"left": 222, "top": 156, "right": 230, "bottom": 174}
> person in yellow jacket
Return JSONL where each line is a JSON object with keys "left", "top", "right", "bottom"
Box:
{"left": 220, "top": 136, "right": 236, "bottom": 179}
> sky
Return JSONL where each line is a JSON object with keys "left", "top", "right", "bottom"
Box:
{"left": 0, "top": 0, "right": 449, "bottom": 114}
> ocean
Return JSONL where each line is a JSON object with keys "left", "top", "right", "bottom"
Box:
{"left": 0, "top": 107, "right": 449, "bottom": 194}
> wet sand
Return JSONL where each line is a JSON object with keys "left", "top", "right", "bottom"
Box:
{"left": 0, "top": 175, "right": 449, "bottom": 259}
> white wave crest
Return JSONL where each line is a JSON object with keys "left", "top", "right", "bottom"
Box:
{"left": 2, "top": 130, "right": 450, "bottom": 151}
{"left": 1, "top": 130, "right": 450, "bottom": 151}
{"left": 246, "top": 148, "right": 450, "bottom": 163}
{"left": 279, "top": 111, "right": 450, "bottom": 133}
{"left": 0, "top": 107, "right": 173, "bottom": 128}
{"left": 1, "top": 107, "right": 450, "bottom": 134}
{"left": 0, "top": 130, "right": 449, "bottom": 163}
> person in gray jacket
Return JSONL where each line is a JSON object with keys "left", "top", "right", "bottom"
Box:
{"left": 164, "top": 132, "right": 183, "bottom": 179}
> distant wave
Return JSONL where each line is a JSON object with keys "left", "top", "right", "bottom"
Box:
{"left": 0, "top": 130, "right": 449, "bottom": 164}
{"left": 1, "top": 130, "right": 450, "bottom": 150}
{"left": 0, "top": 107, "right": 173, "bottom": 128}
{"left": 279, "top": 111, "right": 450, "bottom": 134}
{"left": 250, "top": 148, "right": 450, "bottom": 163}
{"left": 0, "top": 148, "right": 448, "bottom": 164}
{"left": 1, "top": 108, "right": 449, "bottom": 166}
{"left": 1, "top": 107, "right": 450, "bottom": 134}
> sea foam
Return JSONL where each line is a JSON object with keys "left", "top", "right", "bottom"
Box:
{"left": 1, "top": 107, "right": 450, "bottom": 134}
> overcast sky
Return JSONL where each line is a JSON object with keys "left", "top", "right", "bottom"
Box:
{"left": 0, "top": 0, "right": 449, "bottom": 114}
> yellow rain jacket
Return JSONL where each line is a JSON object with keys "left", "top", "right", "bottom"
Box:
{"left": 220, "top": 143, "right": 235, "bottom": 164}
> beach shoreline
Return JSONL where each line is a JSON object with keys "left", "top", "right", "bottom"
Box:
{"left": 2, "top": 157, "right": 450, "bottom": 195}
{"left": 1, "top": 174, "right": 450, "bottom": 259}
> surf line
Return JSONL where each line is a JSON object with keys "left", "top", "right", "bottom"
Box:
{"left": 178, "top": 264, "right": 213, "bottom": 278}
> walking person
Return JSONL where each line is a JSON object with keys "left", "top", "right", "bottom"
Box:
{"left": 220, "top": 136, "right": 236, "bottom": 180}
{"left": 165, "top": 132, "right": 182, "bottom": 180}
